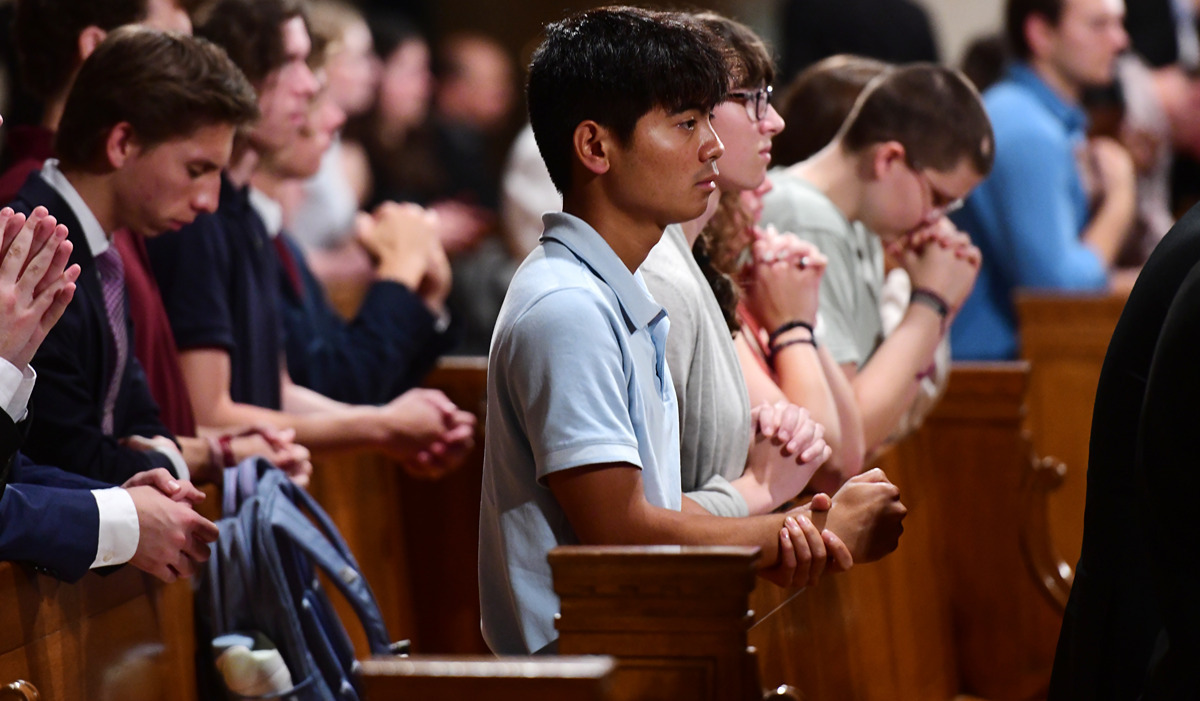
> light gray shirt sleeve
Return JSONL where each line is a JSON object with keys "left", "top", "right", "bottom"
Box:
{"left": 642, "top": 234, "right": 750, "bottom": 518}
{"left": 793, "top": 225, "right": 871, "bottom": 366}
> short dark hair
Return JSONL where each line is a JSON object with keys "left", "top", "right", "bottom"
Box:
{"left": 367, "top": 10, "right": 423, "bottom": 62}
{"left": 527, "top": 6, "right": 728, "bottom": 194}
{"left": 13, "top": 0, "right": 148, "bottom": 102}
{"left": 691, "top": 12, "right": 775, "bottom": 89}
{"left": 840, "top": 63, "right": 995, "bottom": 176}
{"left": 961, "top": 33, "right": 1011, "bottom": 93}
{"left": 194, "top": 0, "right": 308, "bottom": 86}
{"left": 1006, "top": 0, "right": 1065, "bottom": 60}
{"left": 55, "top": 26, "right": 260, "bottom": 169}
{"left": 774, "top": 54, "right": 890, "bottom": 167}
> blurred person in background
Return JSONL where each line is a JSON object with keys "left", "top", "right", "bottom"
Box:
{"left": 251, "top": 56, "right": 455, "bottom": 403}
{"left": 778, "top": 0, "right": 938, "bottom": 84}
{"left": 951, "top": 0, "right": 1136, "bottom": 360}
{"left": 1, "top": 0, "right": 192, "bottom": 204}
{"left": 431, "top": 32, "right": 520, "bottom": 354}
{"left": 771, "top": 55, "right": 954, "bottom": 447}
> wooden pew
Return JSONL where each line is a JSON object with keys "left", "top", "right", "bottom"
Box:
{"left": 552, "top": 545, "right": 771, "bottom": 701}
{"left": 750, "top": 363, "right": 1064, "bottom": 700}
{"left": 1016, "top": 292, "right": 1125, "bottom": 581}
{"left": 0, "top": 563, "right": 196, "bottom": 700}
{"left": 548, "top": 364, "right": 1065, "bottom": 701}
{"left": 311, "top": 359, "right": 1063, "bottom": 699}
{"left": 360, "top": 655, "right": 616, "bottom": 700}
{"left": 305, "top": 357, "right": 490, "bottom": 656}
{"left": 912, "top": 362, "right": 1064, "bottom": 699}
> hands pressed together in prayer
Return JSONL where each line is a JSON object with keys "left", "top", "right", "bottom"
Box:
{"left": 0, "top": 206, "right": 80, "bottom": 371}
{"left": 889, "top": 217, "right": 982, "bottom": 325}
{"left": 740, "top": 225, "right": 827, "bottom": 338}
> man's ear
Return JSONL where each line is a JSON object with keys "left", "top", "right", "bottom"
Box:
{"left": 78, "top": 26, "right": 108, "bottom": 63}
{"left": 1025, "top": 13, "right": 1056, "bottom": 59}
{"left": 104, "top": 123, "right": 139, "bottom": 169}
{"left": 869, "top": 141, "right": 907, "bottom": 181}
{"left": 573, "top": 120, "right": 613, "bottom": 176}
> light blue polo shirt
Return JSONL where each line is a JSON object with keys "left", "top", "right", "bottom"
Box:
{"left": 479, "top": 211, "right": 681, "bottom": 655}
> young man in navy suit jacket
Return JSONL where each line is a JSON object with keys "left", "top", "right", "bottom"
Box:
{"left": 0, "top": 198, "right": 217, "bottom": 583}
{"left": 7, "top": 27, "right": 265, "bottom": 485}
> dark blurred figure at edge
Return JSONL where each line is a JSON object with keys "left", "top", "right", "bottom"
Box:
{"left": 779, "top": 0, "right": 939, "bottom": 83}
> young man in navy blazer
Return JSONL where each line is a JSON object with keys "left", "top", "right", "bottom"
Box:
{"left": 0, "top": 197, "right": 217, "bottom": 583}
{"left": 7, "top": 27, "right": 261, "bottom": 485}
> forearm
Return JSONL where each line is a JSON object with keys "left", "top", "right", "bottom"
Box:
{"left": 770, "top": 341, "right": 860, "bottom": 480}
{"left": 177, "top": 436, "right": 217, "bottom": 484}
{"left": 553, "top": 465, "right": 794, "bottom": 569}
{"left": 583, "top": 497, "right": 790, "bottom": 566}
{"left": 851, "top": 305, "right": 941, "bottom": 451}
{"left": 199, "top": 391, "right": 386, "bottom": 454}
{"left": 281, "top": 379, "right": 353, "bottom": 415}
{"left": 727, "top": 473, "right": 775, "bottom": 515}
{"left": 736, "top": 335, "right": 861, "bottom": 494}
{"left": 816, "top": 345, "right": 865, "bottom": 482}
{"left": 279, "top": 384, "right": 395, "bottom": 451}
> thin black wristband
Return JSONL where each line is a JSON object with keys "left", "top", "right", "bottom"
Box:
{"left": 769, "top": 337, "right": 817, "bottom": 368}
{"left": 768, "top": 319, "right": 815, "bottom": 347}
{"left": 910, "top": 287, "right": 950, "bottom": 320}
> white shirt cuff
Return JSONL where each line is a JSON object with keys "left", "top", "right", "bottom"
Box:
{"left": 0, "top": 360, "right": 35, "bottom": 423}
{"left": 152, "top": 445, "right": 190, "bottom": 482}
{"left": 90, "top": 487, "right": 140, "bottom": 568}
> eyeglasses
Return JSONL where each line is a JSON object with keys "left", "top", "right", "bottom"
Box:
{"left": 909, "top": 162, "right": 964, "bottom": 221}
{"left": 727, "top": 85, "right": 773, "bottom": 122}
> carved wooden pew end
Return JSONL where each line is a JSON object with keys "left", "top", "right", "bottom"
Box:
{"left": 551, "top": 545, "right": 764, "bottom": 701}
{"left": 359, "top": 655, "right": 616, "bottom": 700}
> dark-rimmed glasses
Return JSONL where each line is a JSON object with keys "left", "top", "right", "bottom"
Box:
{"left": 727, "top": 85, "right": 773, "bottom": 122}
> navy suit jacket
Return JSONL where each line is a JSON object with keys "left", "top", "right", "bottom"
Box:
{"left": 277, "top": 232, "right": 450, "bottom": 404}
{"left": 9, "top": 172, "right": 176, "bottom": 485}
{"left": 0, "top": 411, "right": 107, "bottom": 582}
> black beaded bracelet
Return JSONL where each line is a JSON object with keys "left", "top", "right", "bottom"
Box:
{"left": 769, "top": 337, "right": 817, "bottom": 368}
{"left": 767, "top": 319, "right": 815, "bottom": 347}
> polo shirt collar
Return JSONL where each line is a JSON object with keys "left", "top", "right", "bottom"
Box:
{"left": 1006, "top": 63, "right": 1088, "bottom": 136}
{"left": 40, "top": 159, "right": 109, "bottom": 256}
{"left": 540, "top": 211, "right": 665, "bottom": 332}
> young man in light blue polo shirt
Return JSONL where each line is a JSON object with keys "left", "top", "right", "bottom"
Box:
{"left": 479, "top": 6, "right": 908, "bottom": 655}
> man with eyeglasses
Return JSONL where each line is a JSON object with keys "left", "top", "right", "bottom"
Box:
{"left": 949, "top": 0, "right": 1135, "bottom": 360}
{"left": 760, "top": 63, "right": 992, "bottom": 455}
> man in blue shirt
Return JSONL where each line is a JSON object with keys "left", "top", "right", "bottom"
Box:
{"left": 479, "top": 6, "right": 909, "bottom": 655}
{"left": 951, "top": 0, "right": 1135, "bottom": 359}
